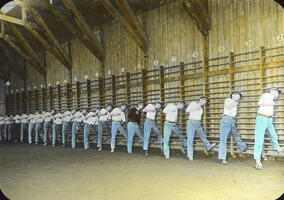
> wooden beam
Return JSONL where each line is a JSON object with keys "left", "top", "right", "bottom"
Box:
{"left": 180, "top": 0, "right": 210, "bottom": 36}
{"left": 49, "top": 8, "right": 104, "bottom": 62}
{"left": 100, "top": 0, "right": 147, "bottom": 52}
{"left": 2, "top": 34, "right": 43, "bottom": 74}
{"left": 0, "top": 13, "right": 39, "bottom": 29}
{"left": 115, "top": 0, "right": 148, "bottom": 51}
{"left": 24, "top": 22, "right": 71, "bottom": 69}
{"left": 14, "top": 0, "right": 72, "bottom": 70}
{"left": 61, "top": 0, "right": 105, "bottom": 62}
{"left": 0, "top": 40, "right": 26, "bottom": 80}
{"left": 11, "top": 25, "right": 47, "bottom": 76}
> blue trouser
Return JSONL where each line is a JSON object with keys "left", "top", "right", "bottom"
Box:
{"left": 111, "top": 121, "right": 127, "bottom": 150}
{"left": 254, "top": 115, "right": 281, "bottom": 161}
{"left": 35, "top": 122, "right": 43, "bottom": 143}
{"left": 163, "top": 121, "right": 187, "bottom": 157}
{"left": 28, "top": 123, "right": 35, "bottom": 144}
{"left": 14, "top": 123, "right": 20, "bottom": 141}
{"left": 143, "top": 119, "right": 163, "bottom": 150}
{"left": 62, "top": 122, "right": 72, "bottom": 145}
{"left": 20, "top": 123, "right": 28, "bottom": 142}
{"left": 8, "top": 123, "right": 13, "bottom": 141}
{"left": 3, "top": 124, "right": 9, "bottom": 141}
{"left": 0, "top": 124, "right": 4, "bottom": 141}
{"left": 72, "top": 121, "right": 82, "bottom": 148}
{"left": 186, "top": 120, "right": 212, "bottom": 158}
{"left": 218, "top": 116, "right": 247, "bottom": 160}
{"left": 52, "top": 123, "right": 62, "bottom": 145}
{"left": 84, "top": 123, "right": 97, "bottom": 149}
{"left": 127, "top": 122, "right": 144, "bottom": 153}
{"left": 43, "top": 121, "right": 52, "bottom": 143}
{"left": 97, "top": 121, "right": 111, "bottom": 149}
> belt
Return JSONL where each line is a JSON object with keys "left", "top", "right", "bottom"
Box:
{"left": 112, "top": 120, "right": 121, "bottom": 122}
{"left": 258, "top": 113, "right": 272, "bottom": 118}
{"left": 129, "top": 121, "right": 138, "bottom": 124}
{"left": 223, "top": 114, "right": 235, "bottom": 118}
{"left": 166, "top": 120, "right": 176, "bottom": 123}
{"left": 146, "top": 118, "right": 155, "bottom": 121}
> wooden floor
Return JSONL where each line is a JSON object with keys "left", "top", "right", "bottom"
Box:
{"left": 0, "top": 143, "right": 283, "bottom": 200}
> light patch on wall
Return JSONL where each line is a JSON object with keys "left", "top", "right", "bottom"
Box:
{"left": 218, "top": 46, "right": 225, "bottom": 53}
{"left": 277, "top": 34, "right": 284, "bottom": 42}
{"left": 192, "top": 52, "right": 199, "bottom": 58}
{"left": 245, "top": 40, "right": 254, "bottom": 48}
{"left": 153, "top": 60, "right": 159, "bottom": 66}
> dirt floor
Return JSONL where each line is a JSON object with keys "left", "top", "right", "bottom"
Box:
{"left": 0, "top": 143, "right": 283, "bottom": 200}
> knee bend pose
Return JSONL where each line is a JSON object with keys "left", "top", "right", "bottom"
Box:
{"left": 28, "top": 112, "right": 37, "bottom": 144}
{"left": 71, "top": 109, "right": 87, "bottom": 149}
{"left": 43, "top": 110, "right": 55, "bottom": 146}
{"left": 218, "top": 92, "right": 247, "bottom": 165}
{"left": 142, "top": 102, "right": 164, "bottom": 156}
{"left": 110, "top": 104, "right": 127, "bottom": 152}
{"left": 20, "top": 113, "right": 29, "bottom": 143}
{"left": 127, "top": 103, "right": 144, "bottom": 153}
{"left": 34, "top": 111, "right": 44, "bottom": 145}
{"left": 97, "top": 104, "right": 113, "bottom": 151}
{"left": 13, "top": 114, "right": 22, "bottom": 142}
{"left": 62, "top": 109, "right": 75, "bottom": 147}
{"left": 186, "top": 97, "right": 216, "bottom": 161}
{"left": 84, "top": 108, "right": 99, "bottom": 150}
{"left": 52, "top": 112, "right": 63, "bottom": 146}
{"left": 254, "top": 87, "right": 283, "bottom": 170}
{"left": 163, "top": 102, "right": 187, "bottom": 159}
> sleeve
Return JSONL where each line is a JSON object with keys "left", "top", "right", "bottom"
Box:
{"left": 163, "top": 105, "right": 169, "bottom": 113}
{"left": 122, "top": 112, "right": 126, "bottom": 122}
{"left": 185, "top": 102, "right": 196, "bottom": 112}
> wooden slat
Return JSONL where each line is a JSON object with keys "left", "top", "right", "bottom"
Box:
{"left": 11, "top": 25, "right": 47, "bottom": 76}
{"left": 0, "top": 40, "right": 26, "bottom": 80}
{"left": 15, "top": 1, "right": 73, "bottom": 70}
{"left": 61, "top": 0, "right": 105, "bottom": 62}
{"left": 0, "top": 13, "right": 39, "bottom": 29}
{"left": 115, "top": 0, "right": 148, "bottom": 52}
{"left": 101, "top": 0, "right": 147, "bottom": 52}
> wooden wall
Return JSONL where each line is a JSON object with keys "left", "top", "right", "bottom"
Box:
{"left": 8, "top": 0, "right": 284, "bottom": 90}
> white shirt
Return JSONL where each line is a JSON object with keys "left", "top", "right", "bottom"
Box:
{"left": 53, "top": 113, "right": 63, "bottom": 125}
{"left": 21, "top": 114, "right": 29, "bottom": 123}
{"left": 36, "top": 113, "right": 44, "bottom": 123}
{"left": 13, "top": 115, "right": 21, "bottom": 123}
{"left": 163, "top": 103, "right": 178, "bottom": 122}
{"left": 63, "top": 111, "right": 73, "bottom": 122}
{"left": 44, "top": 112, "right": 53, "bottom": 122}
{"left": 4, "top": 117, "right": 12, "bottom": 124}
{"left": 0, "top": 116, "right": 4, "bottom": 125}
{"left": 28, "top": 114, "right": 36, "bottom": 124}
{"left": 186, "top": 102, "right": 203, "bottom": 121}
{"left": 223, "top": 98, "right": 238, "bottom": 117}
{"left": 258, "top": 93, "right": 275, "bottom": 116}
{"left": 85, "top": 112, "right": 98, "bottom": 125}
{"left": 73, "top": 111, "right": 85, "bottom": 123}
{"left": 144, "top": 104, "right": 156, "bottom": 120}
{"left": 99, "top": 108, "right": 110, "bottom": 121}
{"left": 111, "top": 107, "right": 126, "bottom": 122}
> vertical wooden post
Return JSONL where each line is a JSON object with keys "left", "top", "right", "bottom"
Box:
{"left": 229, "top": 52, "right": 235, "bottom": 155}
{"left": 28, "top": 89, "right": 32, "bottom": 113}
{"left": 57, "top": 84, "right": 62, "bottom": 112}
{"left": 125, "top": 72, "right": 130, "bottom": 105}
{"left": 76, "top": 81, "right": 80, "bottom": 110}
{"left": 141, "top": 69, "right": 147, "bottom": 105}
{"left": 49, "top": 86, "right": 53, "bottom": 111}
{"left": 99, "top": 78, "right": 105, "bottom": 107}
{"left": 35, "top": 89, "right": 39, "bottom": 112}
{"left": 179, "top": 62, "right": 185, "bottom": 131}
{"left": 112, "top": 75, "right": 116, "bottom": 107}
{"left": 87, "top": 80, "right": 91, "bottom": 110}
{"left": 159, "top": 66, "right": 165, "bottom": 133}
{"left": 66, "top": 83, "right": 72, "bottom": 111}
{"left": 5, "top": 86, "right": 10, "bottom": 115}
{"left": 202, "top": 35, "right": 209, "bottom": 133}
{"left": 23, "top": 89, "right": 27, "bottom": 114}
{"left": 42, "top": 87, "right": 46, "bottom": 111}
{"left": 16, "top": 91, "right": 19, "bottom": 114}
{"left": 259, "top": 47, "right": 265, "bottom": 93}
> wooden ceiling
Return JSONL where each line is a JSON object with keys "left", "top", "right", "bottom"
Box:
{"left": 0, "top": 0, "right": 210, "bottom": 81}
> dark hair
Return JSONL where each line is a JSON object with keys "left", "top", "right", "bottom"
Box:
{"left": 230, "top": 92, "right": 243, "bottom": 99}
{"left": 199, "top": 96, "right": 208, "bottom": 101}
